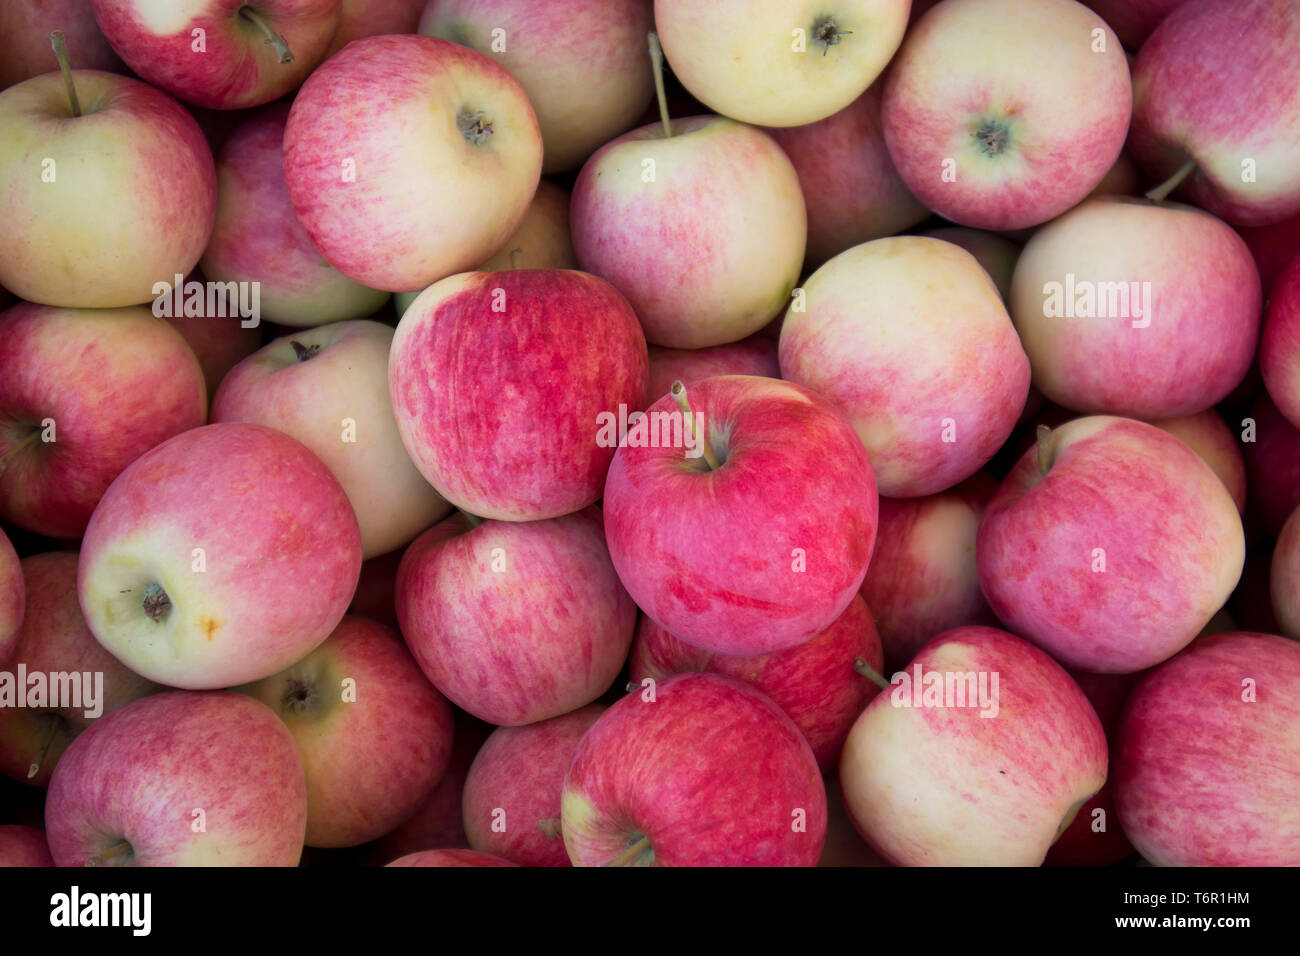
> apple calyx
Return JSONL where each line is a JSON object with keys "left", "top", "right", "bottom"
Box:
{"left": 141, "top": 583, "right": 171, "bottom": 623}
{"left": 853, "top": 657, "right": 891, "bottom": 692}
{"left": 28, "top": 713, "right": 62, "bottom": 780}
{"left": 669, "top": 381, "right": 722, "bottom": 470}
{"left": 1035, "top": 424, "right": 1053, "bottom": 477}
{"left": 283, "top": 678, "right": 317, "bottom": 715}
{"left": 458, "top": 110, "right": 494, "bottom": 146}
{"left": 813, "top": 18, "right": 853, "bottom": 56}
{"left": 86, "top": 840, "right": 133, "bottom": 868}
{"left": 239, "top": 6, "right": 295, "bottom": 64}
{"left": 648, "top": 33, "right": 672, "bottom": 138}
{"left": 537, "top": 817, "right": 562, "bottom": 841}
{"left": 291, "top": 340, "right": 321, "bottom": 362}
{"left": 1145, "top": 158, "right": 1197, "bottom": 204}
{"left": 973, "top": 118, "right": 1011, "bottom": 157}
{"left": 603, "top": 834, "right": 653, "bottom": 867}
{"left": 49, "top": 31, "right": 83, "bottom": 118}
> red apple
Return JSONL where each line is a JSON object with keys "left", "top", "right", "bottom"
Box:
{"left": 347, "top": 548, "right": 402, "bottom": 631}
{"left": 1082, "top": 0, "right": 1192, "bottom": 49}
{"left": 160, "top": 269, "right": 263, "bottom": 401}
{"left": 1270, "top": 506, "right": 1300, "bottom": 640}
{"left": 0, "top": 825, "right": 53, "bottom": 867}
{"left": 0, "top": 527, "right": 21, "bottom": 666}
{"left": 643, "top": 337, "right": 779, "bottom": 410}
{"left": 326, "top": 0, "right": 425, "bottom": 56}
{"left": 1242, "top": 392, "right": 1300, "bottom": 538}
{"left": 1261, "top": 254, "right": 1300, "bottom": 430}
{"left": 0, "top": 0, "right": 123, "bottom": 90}
{"left": 1149, "top": 409, "right": 1247, "bottom": 516}
{"left": 1239, "top": 211, "right": 1300, "bottom": 294}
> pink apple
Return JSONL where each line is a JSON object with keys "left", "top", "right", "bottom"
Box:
{"left": 395, "top": 508, "right": 635, "bottom": 726}
{"left": 0, "top": 303, "right": 207, "bottom": 539}
{"left": 78, "top": 423, "right": 362, "bottom": 690}
{"left": 780, "top": 236, "right": 1032, "bottom": 497}
{"left": 1082, "top": 0, "right": 1192, "bottom": 49}
{"left": 386, "top": 848, "right": 516, "bottom": 866}
{"left": 1239, "top": 211, "right": 1300, "bottom": 294}
{"left": 919, "top": 227, "right": 1020, "bottom": 301}
{"left": 1242, "top": 393, "right": 1300, "bottom": 538}
{"left": 0, "top": 1, "right": 123, "bottom": 90}
{"left": 389, "top": 269, "right": 648, "bottom": 521}
{"left": 840, "top": 626, "right": 1108, "bottom": 866}
{"left": 327, "top": 0, "right": 425, "bottom": 56}
{"left": 0, "top": 825, "right": 53, "bottom": 867}
{"left": 1149, "top": 409, "right": 1247, "bottom": 516}
{"left": 643, "top": 336, "right": 779, "bottom": 410}
{"left": 0, "top": 527, "right": 21, "bottom": 666}
{"left": 978, "top": 416, "right": 1244, "bottom": 673}
{"left": 160, "top": 270, "right": 263, "bottom": 401}
{"left": 1115, "top": 632, "right": 1300, "bottom": 865}
{"left": 1270, "top": 506, "right": 1300, "bottom": 641}
{"left": 603, "top": 375, "right": 878, "bottom": 656}
{"left": 45, "top": 691, "right": 307, "bottom": 866}
{"left": 1261, "top": 254, "right": 1300, "bottom": 430}
{"left": 562, "top": 673, "right": 827, "bottom": 866}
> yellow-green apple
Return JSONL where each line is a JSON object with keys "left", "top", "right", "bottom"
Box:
{"left": 654, "top": 0, "right": 909, "bottom": 127}
{"left": 603, "top": 375, "right": 878, "bottom": 656}
{"left": 44, "top": 690, "right": 308, "bottom": 866}
{"left": 1150, "top": 409, "right": 1247, "bottom": 516}
{"left": 1243, "top": 393, "right": 1300, "bottom": 538}
{"left": 238, "top": 615, "right": 454, "bottom": 848}
{"left": 213, "top": 320, "right": 451, "bottom": 558}
{"left": 1083, "top": 0, "right": 1192, "bottom": 49}
{"left": 0, "top": 0, "right": 123, "bottom": 89}
{"left": 882, "top": 0, "right": 1131, "bottom": 230}
{"left": 767, "top": 85, "right": 928, "bottom": 266}
{"left": 0, "top": 527, "right": 21, "bottom": 666}
{"left": 461, "top": 704, "right": 603, "bottom": 867}
{"left": 77, "top": 423, "right": 362, "bottom": 689}
{"left": 860, "top": 473, "right": 998, "bottom": 671}
{"left": 0, "top": 825, "right": 53, "bottom": 866}
{"left": 780, "top": 237, "right": 1031, "bottom": 497}
{"left": 395, "top": 508, "right": 635, "bottom": 726}
{"left": 90, "top": 0, "right": 341, "bottom": 109}
{"left": 570, "top": 116, "right": 806, "bottom": 348}
{"left": 977, "top": 417, "right": 1245, "bottom": 673}
{"left": 0, "top": 553, "right": 159, "bottom": 787}
{"left": 1115, "top": 631, "right": 1300, "bottom": 865}
{"left": 1270, "top": 507, "right": 1300, "bottom": 640}
{"left": 387, "top": 848, "right": 516, "bottom": 866}
{"left": 1010, "top": 198, "right": 1260, "bottom": 418}
{"left": 841, "top": 626, "right": 1108, "bottom": 865}
{"left": 200, "top": 104, "right": 390, "bottom": 328}
{"left": 561, "top": 673, "right": 827, "bottom": 866}
{"left": 326, "top": 0, "right": 425, "bottom": 56}
{"left": 283, "top": 34, "right": 541, "bottom": 292}
{"left": 643, "top": 336, "right": 779, "bottom": 410}
{"left": 160, "top": 269, "right": 263, "bottom": 401}
{"left": 1240, "top": 211, "right": 1300, "bottom": 294}
{"left": 1262, "top": 255, "right": 1300, "bottom": 429}
{"left": 1129, "top": 0, "right": 1300, "bottom": 226}
{"left": 0, "top": 303, "right": 207, "bottom": 539}
{"left": 420, "top": 0, "right": 654, "bottom": 173}
{"left": 919, "top": 227, "right": 1020, "bottom": 300}
{"left": 629, "top": 594, "right": 884, "bottom": 770}
{"left": 389, "top": 270, "right": 648, "bottom": 521}
{"left": 0, "top": 69, "right": 215, "bottom": 308}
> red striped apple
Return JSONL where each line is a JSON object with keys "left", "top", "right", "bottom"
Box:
{"left": 643, "top": 336, "right": 779, "bottom": 410}
{"left": 327, "top": 0, "right": 425, "bottom": 56}
{"left": 0, "top": 825, "right": 53, "bottom": 867}
{"left": 0, "top": 528, "right": 21, "bottom": 666}
{"left": 1082, "top": 0, "right": 1192, "bottom": 49}
{"left": 386, "top": 849, "right": 516, "bottom": 866}
{"left": 1150, "top": 409, "right": 1247, "bottom": 516}
{"left": 160, "top": 270, "right": 262, "bottom": 401}
{"left": 0, "top": 0, "right": 123, "bottom": 90}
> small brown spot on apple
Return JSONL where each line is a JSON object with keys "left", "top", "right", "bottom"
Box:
{"left": 200, "top": 615, "right": 221, "bottom": 641}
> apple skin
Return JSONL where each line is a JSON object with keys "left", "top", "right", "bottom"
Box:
{"left": 561, "top": 673, "right": 827, "bottom": 866}
{"left": 1261, "top": 254, "right": 1300, "bottom": 430}
{"left": 1149, "top": 409, "right": 1247, "bottom": 516}
{"left": 389, "top": 269, "right": 648, "bottom": 521}
{"left": 0, "top": 303, "right": 208, "bottom": 540}
{"left": 818, "top": 774, "right": 891, "bottom": 867}
{"left": 283, "top": 34, "right": 541, "bottom": 293}
{"left": 629, "top": 594, "right": 883, "bottom": 771}
{"left": 461, "top": 705, "right": 603, "bottom": 867}
{"left": 347, "top": 548, "right": 402, "bottom": 631}
{"left": 0, "top": 825, "right": 53, "bottom": 866}
{"left": 643, "top": 336, "right": 779, "bottom": 410}
{"left": 919, "top": 227, "right": 1020, "bottom": 301}
{"left": 0, "top": 70, "right": 216, "bottom": 309}
{"left": 604, "top": 375, "right": 878, "bottom": 657}
{"left": 200, "top": 104, "right": 390, "bottom": 328}
{"left": 0, "top": 0, "right": 124, "bottom": 90}
{"left": 840, "top": 626, "right": 1109, "bottom": 866}
{"left": 1115, "top": 632, "right": 1300, "bottom": 865}
{"left": 654, "top": 0, "right": 910, "bottom": 128}
{"left": 1269, "top": 506, "right": 1300, "bottom": 640}
{"left": 420, "top": 0, "right": 654, "bottom": 174}
{"left": 0, "top": 527, "right": 22, "bottom": 666}
{"left": 78, "top": 423, "right": 362, "bottom": 690}
{"left": 45, "top": 691, "right": 308, "bottom": 866}
{"left": 1129, "top": 0, "right": 1300, "bottom": 227}
{"left": 160, "top": 270, "right": 263, "bottom": 401}
{"left": 765, "top": 85, "right": 928, "bottom": 266}
{"left": 1009, "top": 198, "right": 1260, "bottom": 419}
{"left": 977, "top": 416, "right": 1245, "bottom": 673}
{"left": 0, "top": 553, "right": 160, "bottom": 788}
{"left": 1242, "top": 393, "right": 1300, "bottom": 538}
{"left": 882, "top": 0, "right": 1130, "bottom": 231}
{"left": 386, "top": 848, "right": 516, "bottom": 866}
{"left": 780, "top": 236, "right": 1032, "bottom": 498}
{"left": 238, "top": 616, "right": 454, "bottom": 849}
{"left": 1082, "top": 0, "right": 1192, "bottom": 49}
{"left": 327, "top": 0, "right": 425, "bottom": 56}
{"left": 1239, "top": 211, "right": 1300, "bottom": 294}
{"left": 396, "top": 508, "right": 636, "bottom": 726}
{"left": 91, "top": 0, "right": 341, "bottom": 110}
{"left": 571, "top": 116, "right": 806, "bottom": 349}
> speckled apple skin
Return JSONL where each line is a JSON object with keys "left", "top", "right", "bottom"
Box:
{"left": 0, "top": 826, "right": 54, "bottom": 867}
{"left": 643, "top": 337, "right": 779, "bottom": 411}
{"left": 386, "top": 848, "right": 516, "bottom": 866}
{"left": 0, "top": 527, "right": 22, "bottom": 666}
{"left": 1149, "top": 409, "right": 1247, "bottom": 515}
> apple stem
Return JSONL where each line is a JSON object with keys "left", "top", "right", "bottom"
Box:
{"left": 27, "top": 715, "right": 60, "bottom": 779}
{"left": 49, "top": 31, "right": 82, "bottom": 118}
{"left": 239, "top": 6, "right": 294, "bottom": 64}
{"left": 670, "top": 381, "right": 720, "bottom": 470}
{"left": 602, "top": 835, "right": 652, "bottom": 867}
{"left": 509, "top": 248, "right": 523, "bottom": 270}
{"left": 853, "top": 657, "right": 891, "bottom": 691}
{"left": 648, "top": 33, "right": 672, "bottom": 139}
{"left": 1145, "top": 158, "right": 1196, "bottom": 203}
{"left": 291, "top": 340, "right": 321, "bottom": 362}
{"left": 1036, "top": 424, "right": 1052, "bottom": 477}
{"left": 85, "top": 841, "right": 132, "bottom": 867}
{"left": 0, "top": 429, "right": 43, "bottom": 475}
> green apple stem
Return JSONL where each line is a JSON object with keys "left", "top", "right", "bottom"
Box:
{"left": 86, "top": 841, "right": 132, "bottom": 867}
{"left": 603, "top": 835, "right": 652, "bottom": 867}
{"left": 509, "top": 248, "right": 523, "bottom": 270}
{"left": 1036, "top": 424, "right": 1053, "bottom": 477}
{"left": 27, "top": 715, "right": 60, "bottom": 779}
{"left": 648, "top": 32, "right": 671, "bottom": 139}
{"left": 1145, "top": 158, "right": 1196, "bottom": 203}
{"left": 239, "top": 6, "right": 294, "bottom": 64}
{"left": 853, "top": 657, "right": 891, "bottom": 692}
{"left": 670, "top": 381, "right": 720, "bottom": 470}
{"left": 0, "top": 429, "right": 44, "bottom": 476}
{"left": 49, "top": 31, "right": 82, "bottom": 117}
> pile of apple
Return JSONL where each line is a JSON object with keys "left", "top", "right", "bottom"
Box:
{"left": 0, "top": 0, "right": 1298, "bottom": 869}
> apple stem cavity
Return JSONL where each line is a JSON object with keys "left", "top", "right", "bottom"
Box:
{"left": 291, "top": 340, "right": 321, "bottom": 362}
{"left": 27, "top": 715, "right": 60, "bottom": 779}
{"left": 141, "top": 583, "right": 171, "bottom": 623}
{"left": 239, "top": 6, "right": 294, "bottom": 64}
{"left": 458, "top": 110, "right": 494, "bottom": 146}
{"left": 648, "top": 33, "right": 672, "bottom": 139}
{"left": 1036, "top": 424, "right": 1053, "bottom": 477}
{"left": 853, "top": 657, "right": 891, "bottom": 691}
{"left": 86, "top": 841, "right": 132, "bottom": 867}
{"left": 49, "top": 31, "right": 82, "bottom": 117}
{"left": 602, "top": 834, "right": 652, "bottom": 867}
{"left": 0, "top": 428, "right": 44, "bottom": 475}
{"left": 284, "top": 678, "right": 316, "bottom": 714}
{"left": 1145, "top": 158, "right": 1197, "bottom": 203}
{"left": 813, "top": 17, "right": 853, "bottom": 56}
{"left": 670, "top": 381, "right": 721, "bottom": 470}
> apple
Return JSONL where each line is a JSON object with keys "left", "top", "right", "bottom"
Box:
{"left": 0, "top": 552, "right": 159, "bottom": 787}
{"left": 91, "top": 0, "right": 341, "bottom": 109}
{"left": 1242, "top": 393, "right": 1300, "bottom": 539}
{"left": 1129, "top": 0, "right": 1300, "bottom": 226}
{"left": 1262, "top": 254, "right": 1300, "bottom": 429}
{"left": 1082, "top": 0, "right": 1192, "bottom": 50}
{"left": 629, "top": 594, "right": 884, "bottom": 771}
{"left": 1009, "top": 198, "right": 1260, "bottom": 418}
{"left": 603, "top": 375, "right": 878, "bottom": 656}
{"left": 461, "top": 705, "right": 603, "bottom": 867}
{"left": 200, "top": 104, "right": 391, "bottom": 328}
{"left": 1115, "top": 631, "right": 1300, "bottom": 865}
{"left": 819, "top": 773, "right": 891, "bottom": 867}
{"left": 919, "top": 227, "right": 1020, "bottom": 300}
{"left": 238, "top": 615, "right": 454, "bottom": 848}
{"left": 420, "top": 0, "right": 654, "bottom": 173}
{"left": 839, "top": 626, "right": 1108, "bottom": 866}
{"left": 977, "top": 416, "right": 1244, "bottom": 673}
{"left": 654, "top": 0, "right": 909, "bottom": 128}
{"left": 1149, "top": 409, "right": 1247, "bottom": 516}
{"left": 644, "top": 337, "right": 780, "bottom": 411}
{"left": 1270, "top": 506, "right": 1300, "bottom": 641}
{"left": 347, "top": 548, "right": 403, "bottom": 631}
{"left": 779, "top": 236, "right": 1032, "bottom": 498}
{"left": 78, "top": 423, "right": 362, "bottom": 690}
{"left": 159, "top": 270, "right": 263, "bottom": 401}
{"left": 389, "top": 269, "right": 648, "bottom": 521}
{"left": 0, "top": 527, "right": 21, "bottom": 666}
{"left": 765, "top": 84, "right": 928, "bottom": 266}
{"left": 882, "top": 0, "right": 1130, "bottom": 230}
{"left": 0, "top": 64, "right": 215, "bottom": 308}
{"left": 395, "top": 508, "right": 635, "bottom": 726}
{"left": 386, "top": 848, "right": 516, "bottom": 866}
{"left": 561, "top": 673, "right": 827, "bottom": 866}
{"left": 1239, "top": 211, "right": 1300, "bottom": 295}
{"left": 45, "top": 690, "right": 308, "bottom": 866}
{"left": 283, "top": 34, "right": 541, "bottom": 293}
{"left": 326, "top": 0, "right": 425, "bottom": 56}
{"left": 0, "top": 303, "right": 207, "bottom": 539}
{"left": 0, "top": 0, "right": 123, "bottom": 90}
{"left": 0, "top": 825, "right": 53, "bottom": 867}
